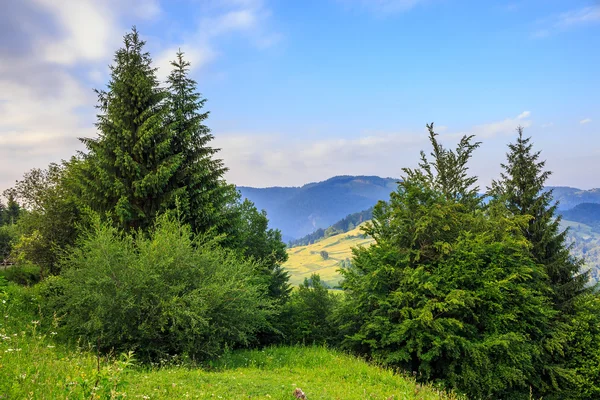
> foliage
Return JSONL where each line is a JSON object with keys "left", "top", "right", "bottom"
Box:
{"left": 280, "top": 274, "right": 339, "bottom": 345}
{"left": 164, "top": 50, "right": 240, "bottom": 237}
{"left": 7, "top": 161, "right": 85, "bottom": 276}
{"left": 563, "top": 293, "right": 600, "bottom": 399}
{"left": 320, "top": 250, "right": 329, "bottom": 260}
{"left": 0, "top": 264, "right": 41, "bottom": 286}
{"left": 0, "top": 224, "right": 18, "bottom": 262}
{"left": 42, "top": 215, "right": 272, "bottom": 362}
{"left": 78, "top": 28, "right": 177, "bottom": 232}
{"left": 488, "top": 126, "right": 590, "bottom": 312}
{"left": 488, "top": 127, "right": 596, "bottom": 398}
{"left": 230, "top": 198, "right": 290, "bottom": 304}
{"left": 339, "top": 125, "right": 556, "bottom": 399}
{"left": 0, "top": 190, "right": 21, "bottom": 226}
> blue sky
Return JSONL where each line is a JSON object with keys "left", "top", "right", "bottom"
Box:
{"left": 1, "top": 0, "right": 599, "bottom": 190}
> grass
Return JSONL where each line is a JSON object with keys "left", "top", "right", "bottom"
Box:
{"left": 0, "top": 284, "right": 461, "bottom": 400}
{"left": 283, "top": 224, "right": 374, "bottom": 287}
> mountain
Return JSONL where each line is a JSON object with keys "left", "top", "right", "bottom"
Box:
{"left": 547, "top": 187, "right": 600, "bottom": 210}
{"left": 238, "top": 176, "right": 600, "bottom": 241}
{"left": 289, "top": 208, "right": 374, "bottom": 247}
{"left": 561, "top": 203, "right": 600, "bottom": 228}
{"left": 238, "top": 176, "right": 398, "bottom": 240}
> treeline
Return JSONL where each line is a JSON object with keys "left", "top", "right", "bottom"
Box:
{"left": 289, "top": 208, "right": 373, "bottom": 247}
{"left": 0, "top": 28, "right": 599, "bottom": 400}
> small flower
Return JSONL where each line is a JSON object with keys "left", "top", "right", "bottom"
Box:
{"left": 50, "top": 331, "right": 57, "bottom": 336}
{"left": 5, "top": 348, "right": 13, "bottom": 352}
{"left": 47, "top": 345, "right": 55, "bottom": 348}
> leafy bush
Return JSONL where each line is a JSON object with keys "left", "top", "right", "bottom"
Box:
{"left": 43, "top": 216, "right": 273, "bottom": 362}
{"left": 0, "top": 224, "right": 18, "bottom": 261}
{"left": 281, "top": 274, "right": 339, "bottom": 345}
{"left": 0, "top": 264, "right": 41, "bottom": 286}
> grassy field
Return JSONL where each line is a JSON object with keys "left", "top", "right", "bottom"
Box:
{"left": 283, "top": 224, "right": 374, "bottom": 287}
{"left": 0, "top": 284, "right": 460, "bottom": 400}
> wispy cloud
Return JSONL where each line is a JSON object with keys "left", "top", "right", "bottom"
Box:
{"left": 214, "top": 113, "right": 536, "bottom": 187}
{"left": 154, "top": 0, "right": 280, "bottom": 80}
{"left": 338, "top": 0, "right": 427, "bottom": 15}
{"left": 468, "top": 111, "right": 532, "bottom": 138}
{"left": 532, "top": 5, "right": 600, "bottom": 38}
{"left": 580, "top": 118, "right": 592, "bottom": 125}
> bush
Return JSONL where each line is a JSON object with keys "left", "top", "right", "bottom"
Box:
{"left": 0, "top": 264, "right": 41, "bottom": 286}
{"left": 45, "top": 216, "right": 273, "bottom": 362}
{"left": 281, "top": 274, "right": 339, "bottom": 345}
{"left": 0, "top": 224, "right": 18, "bottom": 261}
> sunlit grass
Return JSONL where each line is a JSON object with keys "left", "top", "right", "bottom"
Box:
{"left": 0, "top": 284, "right": 461, "bottom": 400}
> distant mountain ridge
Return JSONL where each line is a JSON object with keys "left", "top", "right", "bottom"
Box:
{"left": 546, "top": 187, "right": 600, "bottom": 210}
{"left": 238, "top": 175, "right": 398, "bottom": 240}
{"left": 238, "top": 176, "right": 600, "bottom": 240}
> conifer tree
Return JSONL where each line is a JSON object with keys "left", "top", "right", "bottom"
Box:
{"left": 338, "top": 125, "right": 556, "bottom": 398}
{"left": 79, "top": 28, "right": 177, "bottom": 231}
{"left": 488, "top": 127, "right": 590, "bottom": 311}
{"left": 165, "top": 50, "right": 239, "bottom": 235}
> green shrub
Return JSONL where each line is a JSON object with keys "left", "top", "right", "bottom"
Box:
{"left": 0, "top": 264, "right": 41, "bottom": 286}
{"left": 0, "top": 224, "right": 18, "bottom": 261}
{"left": 281, "top": 274, "right": 339, "bottom": 345}
{"left": 45, "top": 216, "right": 273, "bottom": 362}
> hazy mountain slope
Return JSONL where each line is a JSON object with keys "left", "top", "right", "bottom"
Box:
{"left": 547, "top": 187, "right": 600, "bottom": 210}
{"left": 238, "top": 177, "right": 600, "bottom": 240}
{"left": 238, "top": 175, "right": 398, "bottom": 239}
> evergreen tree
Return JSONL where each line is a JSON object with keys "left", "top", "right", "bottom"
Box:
{"left": 165, "top": 50, "right": 239, "bottom": 236}
{"left": 1, "top": 189, "right": 21, "bottom": 225}
{"left": 488, "top": 127, "right": 590, "bottom": 311}
{"left": 79, "top": 28, "right": 176, "bottom": 231}
{"left": 338, "top": 125, "right": 556, "bottom": 399}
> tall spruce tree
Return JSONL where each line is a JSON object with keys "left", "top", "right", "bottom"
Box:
{"left": 79, "top": 28, "right": 177, "bottom": 231}
{"left": 488, "top": 126, "right": 590, "bottom": 311}
{"left": 165, "top": 50, "right": 239, "bottom": 235}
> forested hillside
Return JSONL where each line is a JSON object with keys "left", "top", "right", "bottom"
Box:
{"left": 239, "top": 176, "right": 396, "bottom": 239}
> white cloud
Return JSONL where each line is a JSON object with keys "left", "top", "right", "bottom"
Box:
{"left": 212, "top": 112, "right": 543, "bottom": 187}
{"left": 580, "top": 118, "right": 592, "bottom": 125}
{"left": 154, "top": 0, "right": 280, "bottom": 78}
{"left": 31, "top": 0, "right": 160, "bottom": 66}
{"left": 468, "top": 111, "right": 532, "bottom": 139}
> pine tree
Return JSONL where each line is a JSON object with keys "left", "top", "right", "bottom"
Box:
{"left": 79, "top": 28, "right": 178, "bottom": 231}
{"left": 488, "top": 126, "right": 590, "bottom": 311}
{"left": 165, "top": 50, "right": 239, "bottom": 235}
